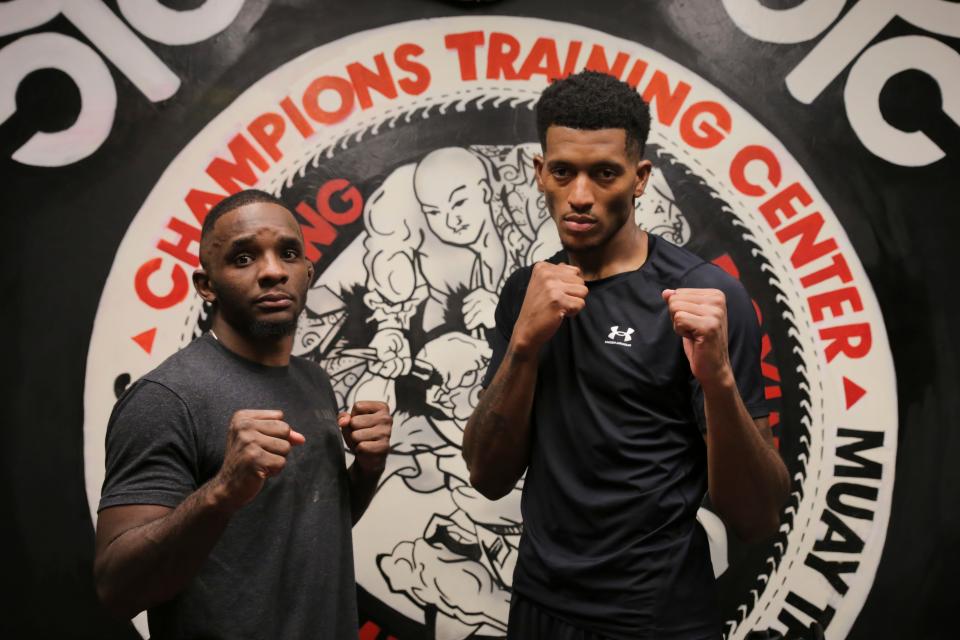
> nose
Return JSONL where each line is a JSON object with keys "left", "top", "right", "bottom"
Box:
{"left": 258, "top": 251, "right": 289, "bottom": 285}
{"left": 568, "top": 174, "right": 594, "bottom": 213}
{"left": 447, "top": 210, "right": 463, "bottom": 230}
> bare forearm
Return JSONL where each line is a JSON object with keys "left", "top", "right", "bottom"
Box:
{"left": 348, "top": 462, "right": 382, "bottom": 525}
{"left": 705, "top": 378, "right": 790, "bottom": 542}
{"left": 95, "top": 483, "right": 234, "bottom": 617}
{"left": 462, "top": 346, "right": 538, "bottom": 500}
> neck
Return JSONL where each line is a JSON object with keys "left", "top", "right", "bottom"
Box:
{"left": 567, "top": 224, "right": 648, "bottom": 281}
{"left": 210, "top": 315, "right": 293, "bottom": 367}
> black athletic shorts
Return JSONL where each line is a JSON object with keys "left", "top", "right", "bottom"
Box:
{"left": 506, "top": 593, "right": 615, "bottom": 640}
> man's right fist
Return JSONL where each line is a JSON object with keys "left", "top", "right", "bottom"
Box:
{"left": 511, "top": 262, "right": 588, "bottom": 355}
{"left": 212, "top": 410, "right": 305, "bottom": 511}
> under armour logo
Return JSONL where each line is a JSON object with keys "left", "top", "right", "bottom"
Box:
{"left": 607, "top": 326, "right": 635, "bottom": 342}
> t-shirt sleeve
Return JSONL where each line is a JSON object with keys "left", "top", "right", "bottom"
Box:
{"left": 683, "top": 264, "right": 768, "bottom": 433}
{"left": 481, "top": 270, "right": 526, "bottom": 389}
{"left": 98, "top": 380, "right": 199, "bottom": 511}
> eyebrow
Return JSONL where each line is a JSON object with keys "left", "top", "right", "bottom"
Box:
{"left": 447, "top": 184, "right": 467, "bottom": 202}
{"left": 225, "top": 233, "right": 303, "bottom": 254}
{"left": 546, "top": 159, "right": 624, "bottom": 171}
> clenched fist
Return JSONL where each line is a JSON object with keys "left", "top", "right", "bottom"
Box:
{"left": 662, "top": 288, "right": 734, "bottom": 390}
{"left": 338, "top": 400, "right": 392, "bottom": 475}
{"left": 512, "top": 262, "right": 588, "bottom": 355}
{"left": 212, "top": 410, "right": 306, "bottom": 511}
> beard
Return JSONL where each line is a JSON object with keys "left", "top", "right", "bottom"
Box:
{"left": 249, "top": 316, "right": 299, "bottom": 339}
{"left": 213, "top": 298, "right": 302, "bottom": 342}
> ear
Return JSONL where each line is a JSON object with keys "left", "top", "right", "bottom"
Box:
{"left": 533, "top": 154, "right": 546, "bottom": 193}
{"left": 193, "top": 268, "right": 217, "bottom": 304}
{"left": 634, "top": 159, "right": 653, "bottom": 198}
{"left": 306, "top": 261, "right": 315, "bottom": 281}
{"left": 479, "top": 178, "right": 492, "bottom": 205}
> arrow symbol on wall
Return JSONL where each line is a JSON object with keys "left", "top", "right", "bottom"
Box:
{"left": 132, "top": 328, "right": 157, "bottom": 354}
{"left": 843, "top": 376, "right": 866, "bottom": 409}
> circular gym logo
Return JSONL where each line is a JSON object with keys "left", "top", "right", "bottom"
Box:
{"left": 84, "top": 17, "right": 896, "bottom": 639}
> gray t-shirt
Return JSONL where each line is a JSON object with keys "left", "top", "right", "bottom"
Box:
{"left": 99, "top": 333, "right": 357, "bottom": 639}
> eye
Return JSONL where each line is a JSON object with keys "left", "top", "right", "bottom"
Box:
{"left": 595, "top": 167, "right": 618, "bottom": 181}
{"left": 459, "top": 369, "right": 479, "bottom": 388}
{"left": 451, "top": 198, "right": 467, "bottom": 209}
{"left": 550, "top": 166, "right": 570, "bottom": 179}
{"left": 423, "top": 207, "right": 440, "bottom": 216}
{"left": 282, "top": 248, "right": 301, "bottom": 260}
{"left": 234, "top": 254, "right": 253, "bottom": 266}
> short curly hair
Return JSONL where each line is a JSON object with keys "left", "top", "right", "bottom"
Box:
{"left": 535, "top": 70, "right": 652, "bottom": 158}
{"left": 199, "top": 189, "right": 294, "bottom": 268}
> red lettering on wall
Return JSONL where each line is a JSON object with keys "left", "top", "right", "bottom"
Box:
{"left": 820, "top": 323, "right": 872, "bottom": 362}
{"left": 247, "top": 112, "right": 286, "bottom": 162}
{"left": 185, "top": 189, "right": 223, "bottom": 225}
{"left": 518, "top": 37, "right": 561, "bottom": 81}
{"left": 730, "top": 145, "right": 782, "bottom": 197}
{"left": 295, "top": 179, "right": 364, "bottom": 261}
{"left": 624, "top": 59, "right": 649, "bottom": 88}
{"left": 776, "top": 212, "right": 839, "bottom": 270}
{"left": 347, "top": 53, "right": 398, "bottom": 110}
{"left": 760, "top": 334, "right": 780, "bottom": 382}
{"left": 585, "top": 44, "right": 630, "bottom": 79}
{"left": 157, "top": 217, "right": 201, "bottom": 268}
{"left": 679, "top": 100, "right": 731, "bottom": 149}
{"left": 642, "top": 71, "right": 692, "bottom": 127}
{"left": 135, "top": 257, "right": 189, "bottom": 309}
{"left": 711, "top": 253, "right": 740, "bottom": 279}
{"left": 800, "top": 252, "right": 853, "bottom": 289}
{"left": 486, "top": 32, "right": 522, "bottom": 80}
{"left": 279, "top": 96, "right": 315, "bottom": 138}
{"left": 206, "top": 133, "right": 269, "bottom": 195}
{"left": 303, "top": 75, "right": 355, "bottom": 125}
{"left": 395, "top": 43, "right": 430, "bottom": 95}
{"left": 808, "top": 287, "right": 863, "bottom": 322}
{"left": 296, "top": 202, "right": 336, "bottom": 262}
{"left": 317, "top": 178, "right": 363, "bottom": 225}
{"left": 759, "top": 182, "right": 811, "bottom": 229}
{"left": 562, "top": 41, "right": 583, "bottom": 78}
{"left": 445, "top": 31, "right": 485, "bottom": 81}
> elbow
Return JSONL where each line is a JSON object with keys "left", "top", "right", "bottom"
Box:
{"left": 711, "top": 494, "right": 784, "bottom": 544}
{"left": 731, "top": 511, "right": 782, "bottom": 544}
{"left": 94, "top": 560, "right": 141, "bottom": 620}
{"left": 723, "top": 505, "right": 783, "bottom": 544}
{"left": 468, "top": 469, "right": 515, "bottom": 501}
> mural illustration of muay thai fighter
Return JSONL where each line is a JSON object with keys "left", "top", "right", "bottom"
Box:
{"left": 287, "top": 142, "right": 708, "bottom": 638}
{"left": 359, "top": 145, "right": 541, "bottom": 389}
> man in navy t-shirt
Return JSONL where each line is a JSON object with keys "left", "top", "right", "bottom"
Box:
{"left": 462, "top": 71, "right": 790, "bottom": 639}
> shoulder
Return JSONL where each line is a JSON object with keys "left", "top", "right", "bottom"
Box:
{"left": 647, "top": 236, "right": 746, "bottom": 297}
{"left": 112, "top": 377, "right": 188, "bottom": 418}
{"left": 141, "top": 335, "right": 222, "bottom": 393}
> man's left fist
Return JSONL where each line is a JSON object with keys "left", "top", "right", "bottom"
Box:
{"left": 338, "top": 400, "right": 392, "bottom": 475}
{"left": 662, "top": 288, "right": 734, "bottom": 390}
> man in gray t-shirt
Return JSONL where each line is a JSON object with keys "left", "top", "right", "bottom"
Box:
{"left": 94, "top": 190, "right": 393, "bottom": 639}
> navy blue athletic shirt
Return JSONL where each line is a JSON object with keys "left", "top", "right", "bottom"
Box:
{"left": 481, "top": 234, "right": 768, "bottom": 639}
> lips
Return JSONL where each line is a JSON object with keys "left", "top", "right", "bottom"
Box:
{"left": 255, "top": 291, "right": 294, "bottom": 311}
{"left": 562, "top": 214, "right": 598, "bottom": 233}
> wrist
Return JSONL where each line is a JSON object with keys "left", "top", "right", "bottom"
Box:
{"left": 351, "top": 459, "right": 385, "bottom": 483}
{"left": 507, "top": 333, "right": 541, "bottom": 360}
{"left": 204, "top": 477, "right": 242, "bottom": 516}
{"left": 698, "top": 365, "right": 737, "bottom": 396}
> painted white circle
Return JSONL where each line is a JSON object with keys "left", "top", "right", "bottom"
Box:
{"left": 84, "top": 17, "right": 896, "bottom": 639}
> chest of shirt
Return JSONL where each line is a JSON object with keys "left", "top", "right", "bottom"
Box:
{"left": 538, "top": 278, "right": 692, "bottom": 402}
{"left": 187, "top": 381, "right": 345, "bottom": 487}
